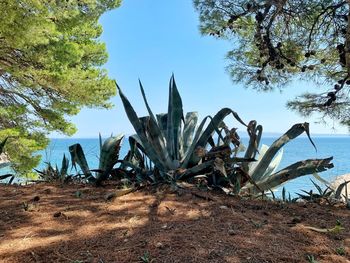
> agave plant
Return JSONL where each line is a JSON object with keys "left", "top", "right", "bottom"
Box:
{"left": 329, "top": 174, "right": 350, "bottom": 204}
{"left": 69, "top": 134, "right": 124, "bottom": 184}
{"left": 177, "top": 120, "right": 333, "bottom": 195}
{"left": 35, "top": 154, "right": 70, "bottom": 183}
{"left": 332, "top": 180, "right": 350, "bottom": 208}
{"left": 117, "top": 76, "right": 334, "bottom": 195}
{"left": 296, "top": 179, "right": 335, "bottom": 202}
{"left": 231, "top": 121, "right": 333, "bottom": 194}
{"left": 117, "top": 75, "right": 250, "bottom": 180}
{"left": 296, "top": 179, "right": 350, "bottom": 207}
{"left": 247, "top": 144, "right": 284, "bottom": 182}
{"left": 281, "top": 187, "right": 298, "bottom": 203}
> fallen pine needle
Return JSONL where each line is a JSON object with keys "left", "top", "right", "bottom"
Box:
{"left": 300, "top": 224, "right": 344, "bottom": 233}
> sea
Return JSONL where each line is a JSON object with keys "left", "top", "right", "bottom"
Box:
{"left": 4, "top": 136, "right": 350, "bottom": 197}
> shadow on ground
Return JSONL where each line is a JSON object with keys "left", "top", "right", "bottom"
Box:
{"left": 0, "top": 183, "right": 349, "bottom": 263}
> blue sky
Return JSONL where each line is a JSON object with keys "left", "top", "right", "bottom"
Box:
{"left": 61, "top": 0, "right": 348, "bottom": 138}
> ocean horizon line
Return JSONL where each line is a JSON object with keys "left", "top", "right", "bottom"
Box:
{"left": 48, "top": 132, "right": 350, "bottom": 140}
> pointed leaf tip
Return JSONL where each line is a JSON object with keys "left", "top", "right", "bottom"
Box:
{"left": 303, "top": 122, "right": 317, "bottom": 152}
{"left": 115, "top": 81, "right": 122, "bottom": 92}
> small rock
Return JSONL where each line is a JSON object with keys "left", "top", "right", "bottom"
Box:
{"left": 53, "top": 211, "right": 62, "bottom": 218}
{"left": 161, "top": 224, "right": 168, "bottom": 229}
{"left": 123, "top": 238, "right": 128, "bottom": 243}
{"left": 291, "top": 217, "right": 302, "bottom": 224}
{"left": 33, "top": 196, "right": 40, "bottom": 202}
{"left": 228, "top": 229, "right": 237, "bottom": 235}
{"left": 156, "top": 242, "right": 164, "bottom": 249}
{"left": 219, "top": 205, "right": 228, "bottom": 210}
{"left": 104, "top": 192, "right": 116, "bottom": 201}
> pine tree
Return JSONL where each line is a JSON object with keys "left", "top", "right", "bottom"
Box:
{"left": 194, "top": 0, "right": 350, "bottom": 130}
{"left": 0, "top": 0, "right": 121, "bottom": 174}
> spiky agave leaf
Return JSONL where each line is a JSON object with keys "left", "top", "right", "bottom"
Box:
{"left": 96, "top": 134, "right": 124, "bottom": 184}
{"left": 261, "top": 147, "right": 284, "bottom": 181}
{"left": 118, "top": 77, "right": 247, "bottom": 174}
{"left": 282, "top": 187, "right": 286, "bottom": 202}
{"left": 248, "top": 144, "right": 283, "bottom": 180}
{"left": 0, "top": 174, "right": 13, "bottom": 181}
{"left": 334, "top": 180, "right": 350, "bottom": 199}
{"left": 250, "top": 122, "right": 316, "bottom": 182}
{"left": 166, "top": 75, "right": 183, "bottom": 162}
{"left": 122, "top": 136, "right": 146, "bottom": 170}
{"left": 244, "top": 157, "right": 334, "bottom": 192}
{"left": 310, "top": 179, "right": 323, "bottom": 195}
{"left": 117, "top": 82, "right": 170, "bottom": 171}
{"left": 243, "top": 121, "right": 262, "bottom": 172}
{"left": 139, "top": 81, "right": 173, "bottom": 168}
{"left": 69, "top": 143, "right": 94, "bottom": 182}
{"left": 60, "top": 154, "right": 69, "bottom": 178}
{"left": 180, "top": 112, "right": 198, "bottom": 159}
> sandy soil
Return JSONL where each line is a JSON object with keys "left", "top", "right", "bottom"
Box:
{"left": 0, "top": 182, "right": 349, "bottom": 263}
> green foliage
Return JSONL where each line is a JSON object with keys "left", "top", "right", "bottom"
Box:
{"left": 69, "top": 134, "right": 124, "bottom": 183}
{"left": 218, "top": 122, "right": 334, "bottom": 194}
{"left": 306, "top": 254, "right": 319, "bottom": 263}
{"left": 335, "top": 246, "right": 346, "bottom": 256}
{"left": 69, "top": 143, "right": 94, "bottom": 181}
{"left": 140, "top": 251, "right": 154, "bottom": 263}
{"left": 297, "top": 179, "right": 350, "bottom": 206}
{"left": 0, "top": 129, "right": 48, "bottom": 175}
{"left": 35, "top": 154, "right": 70, "bottom": 183}
{"left": 280, "top": 187, "right": 298, "bottom": 203}
{"left": 96, "top": 134, "right": 124, "bottom": 184}
{"left": 296, "top": 180, "right": 334, "bottom": 203}
{"left": 194, "top": 0, "right": 350, "bottom": 130}
{"left": 0, "top": 0, "right": 121, "bottom": 175}
{"left": 117, "top": 75, "right": 247, "bottom": 181}
{"left": 117, "top": 76, "right": 333, "bottom": 195}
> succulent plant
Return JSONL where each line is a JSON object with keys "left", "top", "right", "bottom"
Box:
{"left": 117, "top": 76, "right": 334, "bottom": 195}
{"left": 117, "top": 75, "right": 248, "bottom": 180}
{"left": 293, "top": 177, "right": 350, "bottom": 208}
{"left": 96, "top": 134, "right": 124, "bottom": 184}
{"left": 240, "top": 122, "right": 334, "bottom": 194}
{"left": 69, "top": 134, "right": 124, "bottom": 184}
{"left": 35, "top": 154, "right": 70, "bottom": 183}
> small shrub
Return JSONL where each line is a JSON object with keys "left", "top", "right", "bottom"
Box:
{"left": 335, "top": 246, "right": 346, "bottom": 256}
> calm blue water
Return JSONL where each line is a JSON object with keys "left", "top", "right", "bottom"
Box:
{"left": 31, "top": 136, "right": 350, "bottom": 196}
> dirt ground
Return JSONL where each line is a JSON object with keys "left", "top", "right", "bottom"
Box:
{"left": 0, "top": 182, "right": 349, "bottom": 263}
